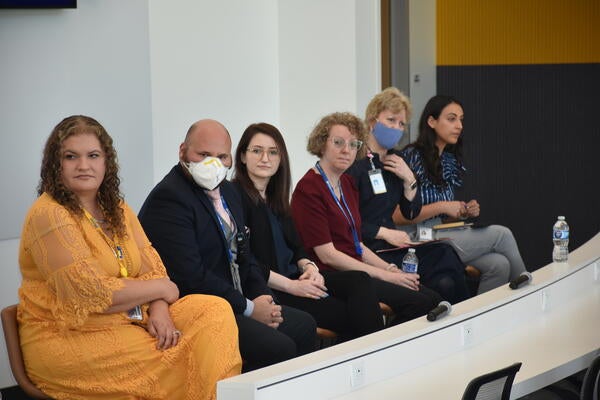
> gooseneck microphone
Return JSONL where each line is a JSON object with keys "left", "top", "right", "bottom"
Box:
{"left": 509, "top": 271, "right": 533, "bottom": 290}
{"left": 427, "top": 301, "right": 452, "bottom": 322}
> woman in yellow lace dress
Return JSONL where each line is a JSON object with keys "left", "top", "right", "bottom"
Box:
{"left": 18, "top": 115, "right": 241, "bottom": 399}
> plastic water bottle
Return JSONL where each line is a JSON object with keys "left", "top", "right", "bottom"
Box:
{"left": 552, "top": 216, "right": 569, "bottom": 262}
{"left": 402, "top": 248, "right": 419, "bottom": 273}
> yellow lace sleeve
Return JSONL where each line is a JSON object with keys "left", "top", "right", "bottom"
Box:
{"left": 21, "top": 202, "right": 124, "bottom": 328}
{"left": 122, "top": 203, "right": 167, "bottom": 280}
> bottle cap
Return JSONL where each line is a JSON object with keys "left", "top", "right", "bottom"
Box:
{"left": 408, "top": 248, "right": 416, "bottom": 253}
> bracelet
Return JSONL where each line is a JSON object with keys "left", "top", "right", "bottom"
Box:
{"left": 407, "top": 179, "right": 418, "bottom": 191}
{"left": 303, "top": 261, "right": 319, "bottom": 272}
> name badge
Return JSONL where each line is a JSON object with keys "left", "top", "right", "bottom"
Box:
{"left": 368, "top": 169, "right": 387, "bottom": 194}
{"left": 127, "top": 305, "right": 143, "bottom": 321}
{"left": 417, "top": 225, "right": 433, "bottom": 241}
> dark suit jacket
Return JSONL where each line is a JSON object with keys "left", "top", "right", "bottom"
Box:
{"left": 139, "top": 164, "right": 271, "bottom": 314}
{"left": 347, "top": 150, "right": 422, "bottom": 251}
{"left": 233, "top": 182, "right": 308, "bottom": 281}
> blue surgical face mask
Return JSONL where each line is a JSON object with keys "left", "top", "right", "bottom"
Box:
{"left": 372, "top": 121, "right": 404, "bottom": 149}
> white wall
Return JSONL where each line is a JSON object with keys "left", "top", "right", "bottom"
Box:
{"left": 148, "top": 0, "right": 381, "bottom": 187}
{"left": 148, "top": 0, "right": 281, "bottom": 181}
{"left": 0, "top": 0, "right": 381, "bottom": 390}
{"left": 278, "top": 0, "right": 358, "bottom": 185}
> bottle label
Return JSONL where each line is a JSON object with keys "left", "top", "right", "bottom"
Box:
{"left": 553, "top": 229, "right": 569, "bottom": 240}
{"left": 402, "top": 262, "right": 418, "bottom": 273}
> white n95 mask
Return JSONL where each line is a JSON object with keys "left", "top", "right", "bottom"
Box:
{"left": 182, "top": 157, "right": 229, "bottom": 190}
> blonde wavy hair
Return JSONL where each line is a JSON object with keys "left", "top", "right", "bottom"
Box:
{"left": 365, "top": 87, "right": 412, "bottom": 127}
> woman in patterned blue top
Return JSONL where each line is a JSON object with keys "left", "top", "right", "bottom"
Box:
{"left": 395, "top": 95, "right": 527, "bottom": 294}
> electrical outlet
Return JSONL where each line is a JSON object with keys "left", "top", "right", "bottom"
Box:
{"left": 541, "top": 290, "right": 549, "bottom": 311}
{"left": 350, "top": 360, "right": 365, "bottom": 388}
{"left": 462, "top": 323, "right": 474, "bottom": 346}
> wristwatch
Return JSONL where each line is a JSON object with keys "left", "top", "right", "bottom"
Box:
{"left": 408, "top": 179, "right": 418, "bottom": 190}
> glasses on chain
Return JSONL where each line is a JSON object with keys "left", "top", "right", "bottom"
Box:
{"left": 330, "top": 136, "right": 363, "bottom": 151}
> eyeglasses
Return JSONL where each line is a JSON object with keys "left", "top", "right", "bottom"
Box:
{"left": 330, "top": 136, "right": 363, "bottom": 151}
{"left": 246, "top": 146, "right": 280, "bottom": 158}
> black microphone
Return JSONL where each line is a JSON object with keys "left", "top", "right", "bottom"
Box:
{"left": 509, "top": 271, "right": 533, "bottom": 289}
{"left": 427, "top": 301, "right": 452, "bottom": 321}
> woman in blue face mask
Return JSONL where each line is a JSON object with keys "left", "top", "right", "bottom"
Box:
{"left": 347, "top": 88, "right": 470, "bottom": 304}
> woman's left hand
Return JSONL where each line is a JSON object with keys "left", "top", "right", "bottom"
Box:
{"left": 382, "top": 154, "right": 415, "bottom": 182}
{"left": 299, "top": 267, "right": 325, "bottom": 287}
{"left": 147, "top": 300, "right": 181, "bottom": 350}
{"left": 465, "top": 199, "right": 480, "bottom": 218}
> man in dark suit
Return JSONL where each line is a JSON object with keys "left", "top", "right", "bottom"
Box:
{"left": 139, "top": 119, "right": 316, "bottom": 371}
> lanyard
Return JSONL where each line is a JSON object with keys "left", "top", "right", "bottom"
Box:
{"left": 83, "top": 209, "right": 129, "bottom": 277}
{"left": 315, "top": 162, "right": 363, "bottom": 256}
{"left": 366, "top": 149, "right": 377, "bottom": 170}
{"left": 211, "top": 195, "right": 244, "bottom": 295}
{"left": 213, "top": 195, "right": 237, "bottom": 264}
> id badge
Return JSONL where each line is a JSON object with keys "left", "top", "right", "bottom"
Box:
{"left": 368, "top": 169, "right": 387, "bottom": 194}
{"left": 417, "top": 225, "right": 433, "bottom": 241}
{"left": 127, "top": 305, "right": 143, "bottom": 321}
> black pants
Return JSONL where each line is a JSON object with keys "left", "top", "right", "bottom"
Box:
{"left": 378, "top": 242, "right": 470, "bottom": 304}
{"left": 372, "top": 278, "right": 442, "bottom": 325}
{"left": 273, "top": 270, "right": 384, "bottom": 341}
{"left": 236, "top": 305, "right": 316, "bottom": 372}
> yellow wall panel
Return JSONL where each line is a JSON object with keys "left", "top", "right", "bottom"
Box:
{"left": 437, "top": 0, "right": 600, "bottom": 65}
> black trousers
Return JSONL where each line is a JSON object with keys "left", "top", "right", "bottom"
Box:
{"left": 378, "top": 241, "right": 470, "bottom": 304}
{"left": 236, "top": 305, "right": 316, "bottom": 372}
{"left": 372, "top": 278, "right": 442, "bottom": 325}
{"left": 273, "top": 270, "right": 384, "bottom": 341}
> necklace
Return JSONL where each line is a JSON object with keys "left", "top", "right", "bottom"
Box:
{"left": 83, "top": 209, "right": 130, "bottom": 278}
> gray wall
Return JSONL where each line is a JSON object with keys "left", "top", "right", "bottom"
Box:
{"left": 0, "top": 0, "right": 153, "bottom": 240}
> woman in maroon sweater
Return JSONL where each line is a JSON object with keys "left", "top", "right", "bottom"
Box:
{"left": 291, "top": 112, "right": 441, "bottom": 325}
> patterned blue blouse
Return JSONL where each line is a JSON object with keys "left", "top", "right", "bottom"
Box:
{"left": 400, "top": 147, "right": 466, "bottom": 210}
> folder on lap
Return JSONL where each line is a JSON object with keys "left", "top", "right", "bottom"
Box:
{"left": 432, "top": 221, "right": 474, "bottom": 231}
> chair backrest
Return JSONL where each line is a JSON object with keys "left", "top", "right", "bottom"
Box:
{"left": 1, "top": 304, "right": 51, "bottom": 399}
{"left": 462, "top": 362, "right": 522, "bottom": 400}
{"left": 581, "top": 354, "right": 600, "bottom": 400}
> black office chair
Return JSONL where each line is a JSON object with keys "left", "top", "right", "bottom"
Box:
{"left": 581, "top": 354, "right": 600, "bottom": 400}
{"left": 462, "top": 362, "right": 522, "bottom": 400}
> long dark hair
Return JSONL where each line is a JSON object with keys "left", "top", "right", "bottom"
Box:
{"left": 233, "top": 123, "right": 291, "bottom": 216}
{"left": 408, "top": 95, "right": 464, "bottom": 185}
{"left": 38, "top": 115, "right": 126, "bottom": 238}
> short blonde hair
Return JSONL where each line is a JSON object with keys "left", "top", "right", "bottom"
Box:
{"left": 365, "top": 87, "right": 412, "bottom": 126}
{"left": 307, "top": 112, "right": 368, "bottom": 159}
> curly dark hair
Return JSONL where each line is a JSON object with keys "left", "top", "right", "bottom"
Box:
{"left": 306, "top": 112, "right": 368, "bottom": 159}
{"left": 407, "top": 95, "right": 464, "bottom": 185}
{"left": 38, "top": 115, "right": 126, "bottom": 238}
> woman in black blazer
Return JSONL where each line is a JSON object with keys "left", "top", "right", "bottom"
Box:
{"left": 233, "top": 123, "right": 384, "bottom": 341}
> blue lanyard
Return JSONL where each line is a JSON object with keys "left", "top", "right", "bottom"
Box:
{"left": 315, "top": 162, "right": 363, "bottom": 256}
{"left": 213, "top": 195, "right": 237, "bottom": 264}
